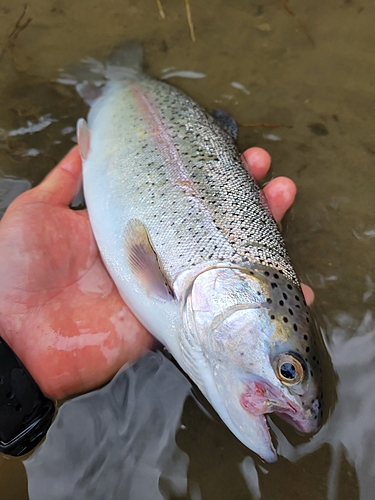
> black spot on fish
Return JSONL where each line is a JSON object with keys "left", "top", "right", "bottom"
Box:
{"left": 288, "top": 308, "right": 294, "bottom": 315}
{"left": 279, "top": 300, "right": 284, "bottom": 306}
{"left": 304, "top": 335, "right": 308, "bottom": 341}
{"left": 283, "top": 317, "right": 288, "bottom": 323}
{"left": 293, "top": 324, "right": 298, "bottom": 331}
{"left": 306, "top": 346, "right": 310, "bottom": 353}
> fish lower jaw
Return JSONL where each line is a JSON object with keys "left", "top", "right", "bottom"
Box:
{"left": 222, "top": 411, "right": 277, "bottom": 463}
{"left": 250, "top": 415, "right": 277, "bottom": 463}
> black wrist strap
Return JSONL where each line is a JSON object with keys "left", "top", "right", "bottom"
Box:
{"left": 0, "top": 337, "right": 55, "bottom": 456}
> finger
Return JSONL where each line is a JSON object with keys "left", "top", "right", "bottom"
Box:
{"left": 242, "top": 147, "right": 271, "bottom": 182}
{"left": 262, "top": 176, "right": 296, "bottom": 223}
{"left": 301, "top": 283, "right": 314, "bottom": 306}
{"left": 35, "top": 146, "right": 82, "bottom": 206}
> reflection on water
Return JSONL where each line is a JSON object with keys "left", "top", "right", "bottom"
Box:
{"left": 25, "top": 351, "right": 191, "bottom": 500}
{"left": 297, "top": 312, "right": 375, "bottom": 500}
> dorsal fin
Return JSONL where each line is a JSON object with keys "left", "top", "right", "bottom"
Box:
{"left": 212, "top": 108, "right": 238, "bottom": 141}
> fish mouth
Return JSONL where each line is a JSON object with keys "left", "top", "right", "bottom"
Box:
{"left": 240, "top": 377, "right": 318, "bottom": 434}
{"left": 205, "top": 366, "right": 317, "bottom": 462}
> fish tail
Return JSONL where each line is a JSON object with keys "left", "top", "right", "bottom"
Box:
{"left": 106, "top": 41, "right": 143, "bottom": 72}
{"left": 57, "top": 41, "right": 143, "bottom": 105}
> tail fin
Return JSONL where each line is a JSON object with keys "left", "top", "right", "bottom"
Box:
{"left": 56, "top": 41, "right": 143, "bottom": 105}
{"left": 106, "top": 41, "right": 143, "bottom": 72}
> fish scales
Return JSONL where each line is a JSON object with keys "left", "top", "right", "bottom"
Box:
{"left": 93, "top": 75, "right": 298, "bottom": 286}
{"left": 80, "top": 55, "right": 324, "bottom": 462}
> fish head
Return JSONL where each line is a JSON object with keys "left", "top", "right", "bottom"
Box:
{"left": 186, "top": 266, "right": 323, "bottom": 462}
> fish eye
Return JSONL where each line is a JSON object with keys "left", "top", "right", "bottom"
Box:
{"left": 275, "top": 354, "right": 304, "bottom": 386}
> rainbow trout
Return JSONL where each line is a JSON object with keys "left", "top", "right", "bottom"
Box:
{"left": 76, "top": 46, "right": 323, "bottom": 462}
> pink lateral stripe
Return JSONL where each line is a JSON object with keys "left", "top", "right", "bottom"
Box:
{"left": 130, "top": 83, "right": 199, "bottom": 198}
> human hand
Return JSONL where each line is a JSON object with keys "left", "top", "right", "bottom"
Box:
{"left": 0, "top": 146, "right": 312, "bottom": 400}
{"left": 0, "top": 146, "right": 153, "bottom": 400}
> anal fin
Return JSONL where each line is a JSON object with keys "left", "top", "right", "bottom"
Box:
{"left": 124, "top": 219, "right": 174, "bottom": 301}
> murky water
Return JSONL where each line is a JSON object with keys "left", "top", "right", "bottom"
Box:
{"left": 0, "top": 0, "right": 374, "bottom": 498}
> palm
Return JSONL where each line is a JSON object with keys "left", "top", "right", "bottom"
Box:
{"left": 0, "top": 149, "right": 151, "bottom": 399}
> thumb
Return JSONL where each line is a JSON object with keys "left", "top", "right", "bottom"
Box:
{"left": 34, "top": 146, "right": 83, "bottom": 206}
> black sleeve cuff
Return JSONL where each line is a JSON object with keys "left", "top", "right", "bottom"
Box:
{"left": 0, "top": 337, "right": 55, "bottom": 456}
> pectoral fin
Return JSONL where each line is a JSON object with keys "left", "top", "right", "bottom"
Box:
{"left": 124, "top": 219, "right": 174, "bottom": 301}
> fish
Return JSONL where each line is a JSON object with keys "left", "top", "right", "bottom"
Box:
{"left": 75, "top": 44, "right": 324, "bottom": 462}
